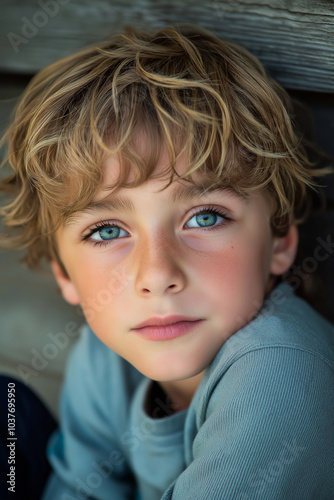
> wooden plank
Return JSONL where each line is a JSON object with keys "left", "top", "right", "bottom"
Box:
{"left": 212, "top": 0, "right": 334, "bottom": 92}
{"left": 0, "top": 0, "right": 333, "bottom": 91}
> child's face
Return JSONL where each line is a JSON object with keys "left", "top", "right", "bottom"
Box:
{"left": 52, "top": 147, "right": 296, "bottom": 382}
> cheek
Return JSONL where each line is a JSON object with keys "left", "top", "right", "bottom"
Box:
{"left": 192, "top": 244, "right": 257, "bottom": 287}
{"left": 69, "top": 265, "right": 123, "bottom": 327}
{"left": 191, "top": 241, "right": 269, "bottom": 315}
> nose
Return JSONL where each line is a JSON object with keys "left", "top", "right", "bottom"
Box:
{"left": 134, "top": 233, "right": 186, "bottom": 297}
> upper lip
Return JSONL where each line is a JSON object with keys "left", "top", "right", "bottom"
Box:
{"left": 132, "top": 315, "right": 202, "bottom": 329}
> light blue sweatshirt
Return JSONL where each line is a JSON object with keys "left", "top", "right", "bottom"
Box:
{"left": 42, "top": 283, "right": 334, "bottom": 499}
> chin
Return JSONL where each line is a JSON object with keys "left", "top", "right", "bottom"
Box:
{"left": 138, "top": 356, "right": 208, "bottom": 383}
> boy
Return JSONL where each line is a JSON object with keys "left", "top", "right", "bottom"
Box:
{"left": 1, "top": 24, "right": 334, "bottom": 499}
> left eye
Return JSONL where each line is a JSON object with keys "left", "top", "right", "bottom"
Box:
{"left": 186, "top": 210, "right": 225, "bottom": 228}
{"left": 90, "top": 225, "right": 128, "bottom": 241}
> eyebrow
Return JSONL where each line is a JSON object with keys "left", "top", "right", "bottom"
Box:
{"left": 64, "top": 183, "right": 247, "bottom": 227}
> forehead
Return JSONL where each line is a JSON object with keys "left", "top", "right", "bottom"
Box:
{"left": 99, "top": 147, "right": 250, "bottom": 204}
{"left": 63, "top": 151, "right": 252, "bottom": 228}
{"left": 60, "top": 131, "right": 273, "bottom": 229}
{"left": 102, "top": 136, "right": 183, "bottom": 182}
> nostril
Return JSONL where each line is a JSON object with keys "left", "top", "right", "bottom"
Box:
{"left": 141, "top": 283, "right": 177, "bottom": 295}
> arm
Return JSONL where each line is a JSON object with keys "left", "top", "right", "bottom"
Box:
{"left": 162, "top": 347, "right": 334, "bottom": 499}
{"left": 42, "top": 326, "right": 142, "bottom": 500}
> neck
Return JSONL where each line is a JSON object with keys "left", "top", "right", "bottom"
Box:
{"left": 158, "top": 371, "right": 205, "bottom": 413}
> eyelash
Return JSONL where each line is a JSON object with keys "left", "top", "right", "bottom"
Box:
{"left": 82, "top": 206, "right": 231, "bottom": 247}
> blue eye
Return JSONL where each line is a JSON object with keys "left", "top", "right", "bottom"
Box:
{"left": 84, "top": 207, "right": 230, "bottom": 246}
{"left": 88, "top": 224, "right": 128, "bottom": 242}
{"left": 186, "top": 209, "right": 226, "bottom": 229}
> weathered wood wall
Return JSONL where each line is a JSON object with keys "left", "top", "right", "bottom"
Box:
{"left": 0, "top": 0, "right": 333, "bottom": 91}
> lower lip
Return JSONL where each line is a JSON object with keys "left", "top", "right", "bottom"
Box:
{"left": 133, "top": 320, "right": 203, "bottom": 341}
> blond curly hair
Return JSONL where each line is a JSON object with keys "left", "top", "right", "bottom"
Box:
{"left": 0, "top": 24, "right": 326, "bottom": 274}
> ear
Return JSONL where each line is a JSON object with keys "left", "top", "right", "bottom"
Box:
{"left": 50, "top": 261, "right": 81, "bottom": 305}
{"left": 270, "top": 224, "right": 299, "bottom": 276}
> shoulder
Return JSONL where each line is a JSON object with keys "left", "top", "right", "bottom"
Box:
{"left": 194, "top": 323, "right": 334, "bottom": 472}
{"left": 211, "top": 283, "right": 334, "bottom": 376}
{"left": 175, "top": 285, "right": 334, "bottom": 498}
{"left": 196, "top": 283, "right": 334, "bottom": 422}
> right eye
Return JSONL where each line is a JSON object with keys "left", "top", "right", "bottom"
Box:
{"left": 83, "top": 222, "right": 129, "bottom": 245}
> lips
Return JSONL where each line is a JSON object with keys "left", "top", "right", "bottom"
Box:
{"left": 133, "top": 315, "right": 201, "bottom": 329}
{"left": 132, "top": 315, "right": 204, "bottom": 341}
